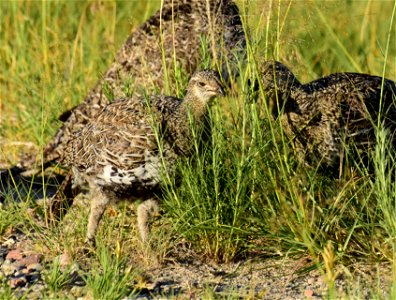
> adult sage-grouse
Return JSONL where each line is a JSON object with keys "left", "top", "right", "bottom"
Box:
{"left": 61, "top": 70, "right": 224, "bottom": 244}
{"left": 260, "top": 60, "right": 396, "bottom": 173}
{"left": 42, "top": 0, "right": 245, "bottom": 166}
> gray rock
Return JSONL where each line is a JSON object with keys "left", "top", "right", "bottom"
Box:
{"left": 9, "top": 276, "right": 27, "bottom": 288}
{"left": 27, "top": 263, "right": 43, "bottom": 272}
{"left": 2, "top": 260, "right": 17, "bottom": 276}
{"left": 2, "top": 238, "right": 16, "bottom": 248}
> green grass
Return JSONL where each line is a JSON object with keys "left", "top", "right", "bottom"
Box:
{"left": 1, "top": 0, "right": 396, "bottom": 299}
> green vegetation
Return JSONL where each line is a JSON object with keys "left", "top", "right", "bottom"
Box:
{"left": 1, "top": 0, "right": 395, "bottom": 299}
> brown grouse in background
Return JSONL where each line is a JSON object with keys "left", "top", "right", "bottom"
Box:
{"left": 43, "top": 0, "right": 245, "bottom": 166}
{"left": 260, "top": 60, "right": 396, "bottom": 175}
{"left": 60, "top": 70, "right": 224, "bottom": 244}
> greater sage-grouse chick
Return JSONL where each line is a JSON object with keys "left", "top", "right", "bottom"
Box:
{"left": 43, "top": 0, "right": 245, "bottom": 165}
{"left": 61, "top": 70, "right": 224, "bottom": 244}
{"left": 260, "top": 60, "right": 396, "bottom": 172}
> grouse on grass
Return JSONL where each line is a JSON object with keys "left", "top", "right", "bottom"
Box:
{"left": 260, "top": 60, "right": 396, "bottom": 173}
{"left": 43, "top": 0, "right": 245, "bottom": 166}
{"left": 61, "top": 70, "right": 224, "bottom": 244}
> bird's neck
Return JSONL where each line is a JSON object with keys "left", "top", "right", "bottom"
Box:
{"left": 179, "top": 92, "right": 208, "bottom": 121}
{"left": 277, "top": 73, "right": 301, "bottom": 93}
{"left": 164, "top": 92, "right": 209, "bottom": 156}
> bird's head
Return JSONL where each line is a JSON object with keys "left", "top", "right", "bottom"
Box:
{"left": 260, "top": 60, "right": 300, "bottom": 94}
{"left": 185, "top": 70, "right": 225, "bottom": 106}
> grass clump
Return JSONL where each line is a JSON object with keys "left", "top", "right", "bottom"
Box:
{"left": 84, "top": 247, "right": 138, "bottom": 300}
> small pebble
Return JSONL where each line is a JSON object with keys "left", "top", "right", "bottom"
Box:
{"left": 307, "top": 277, "right": 315, "bottom": 285}
{"left": 27, "top": 263, "right": 43, "bottom": 272}
{"left": 68, "top": 268, "right": 85, "bottom": 286}
{"left": 2, "top": 238, "right": 16, "bottom": 247}
{"left": 14, "top": 271, "right": 24, "bottom": 277}
{"left": 0, "top": 247, "right": 7, "bottom": 259}
{"left": 304, "top": 289, "right": 314, "bottom": 297}
{"left": 25, "top": 289, "right": 44, "bottom": 300}
{"left": 6, "top": 249, "right": 24, "bottom": 261}
{"left": 2, "top": 260, "right": 17, "bottom": 276}
{"left": 16, "top": 254, "right": 43, "bottom": 267}
{"left": 71, "top": 286, "right": 86, "bottom": 298}
{"left": 9, "top": 276, "right": 27, "bottom": 288}
{"left": 56, "top": 252, "right": 73, "bottom": 269}
{"left": 26, "top": 272, "right": 41, "bottom": 283}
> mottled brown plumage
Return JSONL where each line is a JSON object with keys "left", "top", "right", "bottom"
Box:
{"left": 260, "top": 60, "right": 396, "bottom": 171}
{"left": 62, "top": 70, "right": 223, "bottom": 244}
{"left": 43, "top": 0, "right": 245, "bottom": 165}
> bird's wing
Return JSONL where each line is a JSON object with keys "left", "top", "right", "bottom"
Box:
{"left": 303, "top": 73, "right": 396, "bottom": 146}
{"left": 71, "top": 98, "right": 159, "bottom": 172}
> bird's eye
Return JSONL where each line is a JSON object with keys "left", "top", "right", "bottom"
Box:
{"left": 198, "top": 81, "right": 205, "bottom": 87}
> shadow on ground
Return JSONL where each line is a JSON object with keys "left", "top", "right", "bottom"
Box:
{"left": 0, "top": 166, "right": 65, "bottom": 204}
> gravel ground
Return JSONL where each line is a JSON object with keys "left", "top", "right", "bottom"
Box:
{"left": 0, "top": 227, "right": 393, "bottom": 299}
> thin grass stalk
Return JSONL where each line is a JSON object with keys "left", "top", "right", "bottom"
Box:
{"left": 41, "top": 1, "right": 49, "bottom": 78}
{"left": 378, "top": 0, "right": 396, "bottom": 127}
{"left": 159, "top": 0, "right": 170, "bottom": 95}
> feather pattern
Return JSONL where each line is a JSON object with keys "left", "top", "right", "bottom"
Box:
{"left": 61, "top": 70, "right": 224, "bottom": 244}
{"left": 260, "top": 60, "right": 396, "bottom": 169}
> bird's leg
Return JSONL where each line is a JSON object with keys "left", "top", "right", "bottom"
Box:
{"left": 137, "top": 198, "right": 160, "bottom": 243}
{"left": 86, "top": 186, "right": 110, "bottom": 246}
